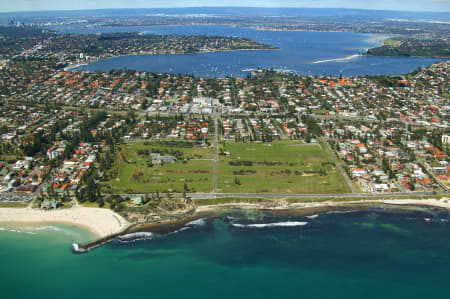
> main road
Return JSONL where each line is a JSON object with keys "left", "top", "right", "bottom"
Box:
{"left": 187, "top": 190, "right": 449, "bottom": 200}
{"left": 320, "top": 137, "right": 357, "bottom": 193}
{"left": 213, "top": 110, "right": 219, "bottom": 193}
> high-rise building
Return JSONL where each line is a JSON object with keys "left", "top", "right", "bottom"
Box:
{"left": 442, "top": 134, "right": 450, "bottom": 145}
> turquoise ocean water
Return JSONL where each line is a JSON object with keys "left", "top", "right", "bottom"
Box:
{"left": 1, "top": 207, "right": 450, "bottom": 299}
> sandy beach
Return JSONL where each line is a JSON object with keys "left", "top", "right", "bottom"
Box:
{"left": 311, "top": 54, "right": 362, "bottom": 64}
{"left": 0, "top": 206, "right": 128, "bottom": 238}
{"left": 1, "top": 197, "right": 448, "bottom": 240}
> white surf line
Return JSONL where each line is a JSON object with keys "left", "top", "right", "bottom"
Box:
{"left": 232, "top": 221, "right": 308, "bottom": 228}
{"left": 186, "top": 218, "right": 207, "bottom": 226}
{"left": 311, "top": 54, "right": 361, "bottom": 64}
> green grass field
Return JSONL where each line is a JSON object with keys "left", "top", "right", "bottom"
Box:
{"left": 102, "top": 142, "right": 214, "bottom": 194}
{"left": 382, "top": 38, "right": 400, "bottom": 47}
{"left": 218, "top": 141, "right": 350, "bottom": 194}
{"left": 104, "top": 140, "right": 350, "bottom": 195}
{"left": 0, "top": 202, "right": 28, "bottom": 208}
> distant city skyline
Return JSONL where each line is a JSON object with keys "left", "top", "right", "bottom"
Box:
{"left": 0, "top": 0, "right": 449, "bottom": 13}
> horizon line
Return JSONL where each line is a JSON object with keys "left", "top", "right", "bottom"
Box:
{"left": 1, "top": 6, "right": 449, "bottom": 14}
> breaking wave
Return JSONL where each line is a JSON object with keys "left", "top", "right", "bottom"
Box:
{"left": 22, "top": 225, "right": 62, "bottom": 232}
{"left": 116, "top": 219, "right": 208, "bottom": 244}
{"left": 306, "top": 214, "right": 319, "bottom": 219}
{"left": 0, "top": 227, "right": 37, "bottom": 235}
{"left": 232, "top": 221, "right": 308, "bottom": 228}
{"left": 21, "top": 225, "right": 76, "bottom": 236}
{"left": 118, "top": 232, "right": 154, "bottom": 242}
{"left": 186, "top": 218, "right": 207, "bottom": 226}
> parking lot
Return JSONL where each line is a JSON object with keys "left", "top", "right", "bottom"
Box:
{"left": 0, "top": 194, "right": 35, "bottom": 202}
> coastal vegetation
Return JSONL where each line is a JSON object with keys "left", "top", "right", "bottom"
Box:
{"left": 0, "top": 201, "right": 28, "bottom": 208}
{"left": 195, "top": 197, "right": 273, "bottom": 206}
{"left": 366, "top": 38, "right": 450, "bottom": 58}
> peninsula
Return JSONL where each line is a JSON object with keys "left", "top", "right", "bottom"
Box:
{"left": 366, "top": 38, "right": 450, "bottom": 58}
{"left": 0, "top": 27, "right": 278, "bottom": 63}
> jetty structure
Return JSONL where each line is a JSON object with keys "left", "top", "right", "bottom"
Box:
{"left": 72, "top": 204, "right": 197, "bottom": 253}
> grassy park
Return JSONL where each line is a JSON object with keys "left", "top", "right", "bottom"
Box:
{"left": 103, "top": 140, "right": 350, "bottom": 195}
{"left": 382, "top": 38, "right": 400, "bottom": 46}
{"left": 217, "top": 141, "right": 350, "bottom": 194}
{"left": 102, "top": 141, "right": 214, "bottom": 194}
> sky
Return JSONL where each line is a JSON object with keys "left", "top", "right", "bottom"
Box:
{"left": 0, "top": 0, "right": 449, "bottom": 13}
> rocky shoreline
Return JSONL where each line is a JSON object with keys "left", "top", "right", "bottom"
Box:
{"left": 73, "top": 197, "right": 450, "bottom": 252}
